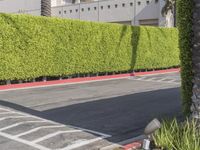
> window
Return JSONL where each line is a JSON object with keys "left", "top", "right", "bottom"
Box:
{"left": 130, "top": 2, "right": 133, "bottom": 6}
{"left": 155, "top": 0, "right": 159, "bottom": 3}
{"left": 146, "top": 1, "right": 150, "bottom": 4}
{"left": 122, "top": 3, "right": 125, "bottom": 7}
{"left": 138, "top": 1, "right": 141, "bottom": 5}
{"left": 59, "top": 11, "right": 61, "bottom": 14}
{"left": 108, "top": 5, "right": 110, "bottom": 9}
{"left": 81, "top": 8, "right": 84, "bottom": 11}
{"left": 115, "top": 4, "right": 118, "bottom": 8}
{"left": 64, "top": 10, "right": 67, "bottom": 14}
{"left": 94, "top": 7, "right": 97, "bottom": 10}
{"left": 101, "top": 6, "right": 103, "bottom": 10}
{"left": 76, "top": 9, "right": 78, "bottom": 12}
{"left": 70, "top": 10, "right": 72, "bottom": 13}
{"left": 88, "top": 7, "right": 90, "bottom": 11}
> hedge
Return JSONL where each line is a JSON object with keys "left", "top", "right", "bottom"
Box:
{"left": 0, "top": 13, "right": 180, "bottom": 81}
{"left": 177, "top": 0, "right": 193, "bottom": 116}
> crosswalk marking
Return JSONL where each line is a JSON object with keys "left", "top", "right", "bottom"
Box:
{"left": 0, "top": 120, "right": 47, "bottom": 131}
{"left": 0, "top": 106, "right": 112, "bottom": 150}
{"left": 0, "top": 116, "right": 32, "bottom": 121}
{"left": 15, "top": 124, "right": 66, "bottom": 137}
{"left": 129, "top": 76, "right": 180, "bottom": 84}
{"left": 32, "top": 130, "right": 82, "bottom": 143}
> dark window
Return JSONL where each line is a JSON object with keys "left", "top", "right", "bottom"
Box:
{"left": 59, "top": 11, "right": 61, "bottom": 14}
{"left": 146, "top": 1, "right": 150, "bottom": 4}
{"left": 101, "top": 6, "right": 103, "bottom": 9}
{"left": 108, "top": 5, "right": 110, "bottom": 9}
{"left": 130, "top": 2, "right": 133, "bottom": 6}
{"left": 122, "top": 3, "right": 125, "bottom": 7}
{"left": 81, "top": 8, "right": 84, "bottom": 11}
{"left": 115, "top": 4, "right": 118, "bottom": 8}
{"left": 155, "top": 0, "right": 159, "bottom": 3}
{"left": 76, "top": 9, "right": 78, "bottom": 12}
{"left": 138, "top": 1, "right": 141, "bottom": 5}
{"left": 88, "top": 7, "right": 90, "bottom": 11}
{"left": 70, "top": 10, "right": 72, "bottom": 13}
{"left": 94, "top": 6, "right": 97, "bottom": 10}
{"left": 64, "top": 10, "right": 67, "bottom": 14}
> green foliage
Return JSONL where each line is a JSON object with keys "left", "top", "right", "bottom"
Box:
{"left": 0, "top": 13, "right": 180, "bottom": 80}
{"left": 153, "top": 119, "right": 200, "bottom": 150}
{"left": 177, "top": 0, "right": 193, "bottom": 116}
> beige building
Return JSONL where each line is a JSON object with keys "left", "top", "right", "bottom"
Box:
{"left": 0, "top": 0, "right": 174, "bottom": 27}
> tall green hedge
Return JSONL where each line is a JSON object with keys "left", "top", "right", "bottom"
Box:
{"left": 0, "top": 13, "right": 180, "bottom": 81}
{"left": 177, "top": 0, "right": 193, "bottom": 116}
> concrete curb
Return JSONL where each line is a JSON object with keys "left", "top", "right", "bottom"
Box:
{"left": 100, "top": 135, "right": 145, "bottom": 150}
{"left": 0, "top": 68, "right": 180, "bottom": 91}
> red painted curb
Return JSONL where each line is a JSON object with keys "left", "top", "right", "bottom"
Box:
{"left": 0, "top": 68, "right": 180, "bottom": 91}
{"left": 123, "top": 141, "right": 142, "bottom": 150}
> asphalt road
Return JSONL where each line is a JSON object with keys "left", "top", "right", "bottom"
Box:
{"left": 0, "top": 72, "right": 182, "bottom": 150}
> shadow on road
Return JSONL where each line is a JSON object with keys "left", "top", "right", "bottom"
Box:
{"left": 0, "top": 87, "right": 182, "bottom": 142}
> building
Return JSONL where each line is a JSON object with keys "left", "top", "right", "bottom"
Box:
{"left": 0, "top": 0, "right": 174, "bottom": 27}
{"left": 0, "top": 0, "right": 41, "bottom": 15}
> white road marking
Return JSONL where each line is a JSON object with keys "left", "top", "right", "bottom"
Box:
{"left": 0, "top": 108, "right": 9, "bottom": 111}
{"left": 60, "top": 137, "right": 105, "bottom": 150}
{"left": 0, "top": 120, "right": 47, "bottom": 131}
{"left": 0, "top": 106, "right": 112, "bottom": 150}
{"left": 0, "top": 112, "right": 14, "bottom": 115}
{"left": 144, "top": 78, "right": 157, "bottom": 81}
{"left": 130, "top": 77, "right": 180, "bottom": 85}
{"left": 68, "top": 126, "right": 111, "bottom": 138}
{"left": 15, "top": 124, "right": 66, "bottom": 137}
{"left": 6, "top": 108, "right": 112, "bottom": 138}
{"left": 0, "top": 116, "right": 31, "bottom": 121}
{"left": 33, "top": 130, "right": 82, "bottom": 143}
{"left": 0, "top": 131, "right": 50, "bottom": 150}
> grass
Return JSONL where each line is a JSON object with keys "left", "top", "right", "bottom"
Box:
{"left": 153, "top": 118, "right": 200, "bottom": 150}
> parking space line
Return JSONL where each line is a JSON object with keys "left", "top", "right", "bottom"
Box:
{"left": 0, "top": 116, "right": 31, "bottom": 121}
{"left": 0, "top": 120, "right": 47, "bottom": 131}
{"left": 60, "top": 137, "right": 105, "bottom": 150}
{"left": 33, "top": 130, "right": 82, "bottom": 143}
{"left": 0, "top": 108, "right": 9, "bottom": 111}
{"left": 0, "top": 112, "right": 14, "bottom": 115}
{"left": 0, "top": 131, "right": 50, "bottom": 150}
{"left": 0, "top": 106, "right": 112, "bottom": 150}
{"left": 15, "top": 124, "right": 66, "bottom": 137}
{"left": 71, "top": 127, "right": 111, "bottom": 138}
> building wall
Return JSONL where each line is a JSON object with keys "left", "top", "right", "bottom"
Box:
{"left": 0, "top": 0, "right": 41, "bottom": 15}
{"left": 0, "top": 0, "right": 173, "bottom": 27}
{"left": 52, "top": 0, "right": 167, "bottom": 26}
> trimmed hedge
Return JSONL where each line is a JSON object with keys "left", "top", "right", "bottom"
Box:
{"left": 0, "top": 13, "right": 180, "bottom": 81}
{"left": 177, "top": 0, "right": 193, "bottom": 116}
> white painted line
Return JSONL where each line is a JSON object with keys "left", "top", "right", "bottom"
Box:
{"left": 6, "top": 110, "right": 64, "bottom": 125}
{"left": 33, "top": 130, "right": 82, "bottom": 143}
{"left": 135, "top": 76, "right": 147, "bottom": 80}
{"left": 0, "top": 116, "right": 31, "bottom": 121}
{"left": 67, "top": 125, "right": 111, "bottom": 138}
{"left": 0, "top": 107, "right": 111, "bottom": 139}
{"left": 0, "top": 131, "right": 50, "bottom": 150}
{"left": 60, "top": 137, "right": 105, "bottom": 150}
{"left": 0, "top": 112, "right": 14, "bottom": 115}
{"left": 144, "top": 78, "right": 157, "bottom": 81}
{"left": 0, "top": 120, "right": 47, "bottom": 131}
{"left": 0, "top": 77, "right": 129, "bottom": 92}
{"left": 15, "top": 124, "right": 66, "bottom": 137}
{"left": 135, "top": 71, "right": 179, "bottom": 77}
{"left": 9, "top": 109, "right": 112, "bottom": 138}
{"left": 0, "top": 108, "right": 9, "bottom": 111}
